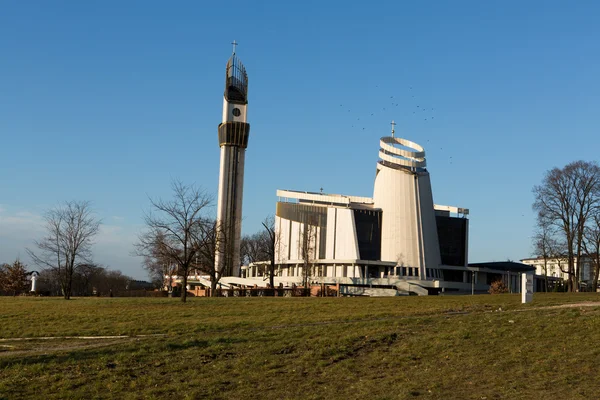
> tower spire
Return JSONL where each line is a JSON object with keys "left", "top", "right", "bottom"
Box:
{"left": 391, "top": 120, "right": 396, "bottom": 138}
{"left": 231, "top": 40, "right": 238, "bottom": 55}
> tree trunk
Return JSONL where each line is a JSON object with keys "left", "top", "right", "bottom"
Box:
{"left": 181, "top": 272, "right": 188, "bottom": 303}
{"left": 576, "top": 250, "right": 583, "bottom": 291}
{"left": 543, "top": 257, "right": 548, "bottom": 292}
{"left": 568, "top": 249, "right": 575, "bottom": 292}
{"left": 269, "top": 255, "right": 275, "bottom": 289}
{"left": 593, "top": 255, "right": 600, "bottom": 292}
{"left": 64, "top": 261, "right": 74, "bottom": 300}
{"left": 211, "top": 273, "right": 218, "bottom": 297}
{"left": 63, "top": 273, "right": 72, "bottom": 300}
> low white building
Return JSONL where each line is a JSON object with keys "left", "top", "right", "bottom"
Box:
{"left": 521, "top": 255, "right": 596, "bottom": 289}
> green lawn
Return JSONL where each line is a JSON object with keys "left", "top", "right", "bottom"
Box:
{"left": 2, "top": 293, "right": 600, "bottom": 399}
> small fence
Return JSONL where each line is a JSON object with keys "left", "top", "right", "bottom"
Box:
{"left": 192, "top": 284, "right": 339, "bottom": 298}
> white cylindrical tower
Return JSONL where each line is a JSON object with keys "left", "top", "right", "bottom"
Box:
{"left": 215, "top": 44, "right": 250, "bottom": 278}
{"left": 30, "top": 271, "right": 38, "bottom": 292}
{"left": 372, "top": 136, "right": 441, "bottom": 278}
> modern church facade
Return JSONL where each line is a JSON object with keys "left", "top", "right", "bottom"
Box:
{"left": 245, "top": 134, "right": 481, "bottom": 295}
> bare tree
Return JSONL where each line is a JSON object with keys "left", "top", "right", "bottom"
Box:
{"left": 72, "top": 263, "right": 105, "bottom": 295}
{"left": 240, "top": 216, "right": 284, "bottom": 290}
{"left": 299, "top": 223, "right": 317, "bottom": 288}
{"left": 533, "top": 161, "right": 600, "bottom": 291}
{"left": 240, "top": 232, "right": 265, "bottom": 267}
{"left": 140, "top": 231, "right": 174, "bottom": 289}
{"left": 136, "top": 180, "right": 212, "bottom": 303}
{"left": 261, "top": 216, "right": 278, "bottom": 289}
{"left": 532, "top": 212, "right": 556, "bottom": 292}
{"left": 583, "top": 213, "right": 600, "bottom": 291}
{"left": 193, "top": 218, "right": 230, "bottom": 296}
{"left": 570, "top": 162, "right": 600, "bottom": 287}
{"left": 97, "top": 269, "right": 131, "bottom": 295}
{"left": 35, "top": 268, "right": 62, "bottom": 296}
{"left": 27, "top": 201, "right": 100, "bottom": 300}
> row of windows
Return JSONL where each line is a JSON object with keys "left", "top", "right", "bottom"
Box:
{"left": 425, "top": 268, "right": 442, "bottom": 279}
{"left": 398, "top": 267, "right": 419, "bottom": 277}
{"left": 251, "top": 265, "right": 445, "bottom": 280}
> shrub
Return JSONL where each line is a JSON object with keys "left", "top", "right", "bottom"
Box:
{"left": 488, "top": 280, "right": 509, "bottom": 294}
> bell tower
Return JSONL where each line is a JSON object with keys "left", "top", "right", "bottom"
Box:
{"left": 215, "top": 41, "right": 250, "bottom": 277}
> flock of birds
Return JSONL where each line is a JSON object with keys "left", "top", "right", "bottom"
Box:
{"left": 336, "top": 86, "right": 454, "bottom": 166}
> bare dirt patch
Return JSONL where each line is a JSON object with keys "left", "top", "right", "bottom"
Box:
{"left": 0, "top": 338, "right": 138, "bottom": 358}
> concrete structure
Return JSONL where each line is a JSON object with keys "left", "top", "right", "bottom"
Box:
{"left": 215, "top": 42, "right": 250, "bottom": 278}
{"left": 245, "top": 129, "right": 476, "bottom": 294}
{"left": 268, "top": 133, "right": 467, "bottom": 284}
{"left": 522, "top": 272, "right": 534, "bottom": 303}
{"left": 240, "top": 131, "right": 537, "bottom": 295}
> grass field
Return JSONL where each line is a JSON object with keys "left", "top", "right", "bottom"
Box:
{"left": 2, "top": 293, "right": 600, "bottom": 399}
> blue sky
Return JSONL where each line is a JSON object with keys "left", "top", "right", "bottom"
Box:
{"left": 1, "top": 1, "right": 599, "bottom": 279}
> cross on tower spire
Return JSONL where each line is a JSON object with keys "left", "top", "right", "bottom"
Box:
{"left": 231, "top": 40, "right": 238, "bottom": 55}
{"left": 391, "top": 120, "right": 396, "bottom": 138}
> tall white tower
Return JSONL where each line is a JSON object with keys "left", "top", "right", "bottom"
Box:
{"left": 372, "top": 129, "right": 441, "bottom": 278}
{"left": 215, "top": 42, "right": 250, "bottom": 277}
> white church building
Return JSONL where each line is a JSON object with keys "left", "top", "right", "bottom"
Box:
{"left": 244, "top": 133, "right": 512, "bottom": 295}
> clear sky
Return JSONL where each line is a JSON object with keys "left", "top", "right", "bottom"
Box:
{"left": 1, "top": 1, "right": 599, "bottom": 279}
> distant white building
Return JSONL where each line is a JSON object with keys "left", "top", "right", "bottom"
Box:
{"left": 521, "top": 256, "right": 596, "bottom": 288}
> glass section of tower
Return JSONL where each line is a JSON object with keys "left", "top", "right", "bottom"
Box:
{"left": 225, "top": 56, "right": 248, "bottom": 104}
{"left": 436, "top": 215, "right": 467, "bottom": 266}
{"left": 353, "top": 209, "right": 382, "bottom": 261}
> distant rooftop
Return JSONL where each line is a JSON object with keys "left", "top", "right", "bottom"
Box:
{"left": 469, "top": 261, "right": 535, "bottom": 273}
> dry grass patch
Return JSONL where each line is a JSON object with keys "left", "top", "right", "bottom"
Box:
{"left": 2, "top": 293, "right": 600, "bottom": 399}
